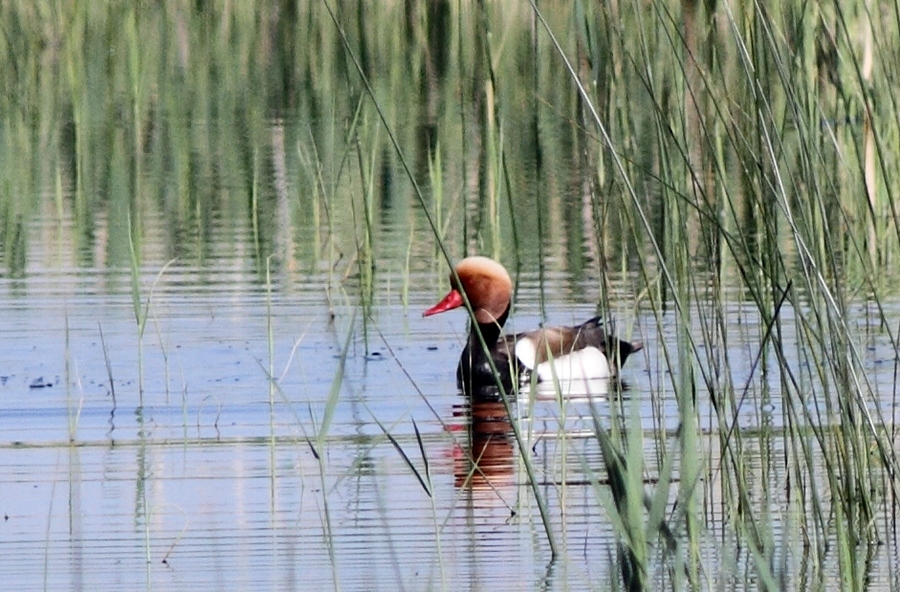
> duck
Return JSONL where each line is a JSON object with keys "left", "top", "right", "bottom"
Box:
{"left": 424, "top": 256, "right": 643, "bottom": 393}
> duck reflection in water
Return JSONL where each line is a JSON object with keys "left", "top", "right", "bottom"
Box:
{"left": 452, "top": 375, "right": 633, "bottom": 485}
{"left": 453, "top": 398, "right": 515, "bottom": 496}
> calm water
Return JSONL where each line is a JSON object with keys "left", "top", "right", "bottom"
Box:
{"left": 1, "top": 213, "right": 635, "bottom": 590}
{"left": 3, "top": 2, "right": 900, "bottom": 590}
{"left": 4, "top": 216, "right": 900, "bottom": 590}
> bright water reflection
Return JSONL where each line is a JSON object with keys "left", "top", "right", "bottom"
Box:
{"left": 4, "top": 248, "right": 900, "bottom": 590}
{"left": 3, "top": 2, "right": 900, "bottom": 589}
{"left": 0, "top": 257, "right": 627, "bottom": 590}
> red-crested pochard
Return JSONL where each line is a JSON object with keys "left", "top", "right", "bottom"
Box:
{"left": 424, "top": 256, "right": 643, "bottom": 393}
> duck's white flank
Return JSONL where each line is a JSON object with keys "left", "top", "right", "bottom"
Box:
{"left": 513, "top": 338, "right": 538, "bottom": 369}
{"left": 514, "top": 338, "right": 611, "bottom": 381}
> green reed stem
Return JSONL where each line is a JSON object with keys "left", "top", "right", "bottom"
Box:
{"left": 64, "top": 315, "right": 82, "bottom": 443}
{"left": 307, "top": 313, "right": 355, "bottom": 592}
{"left": 265, "top": 255, "right": 278, "bottom": 511}
{"left": 127, "top": 209, "right": 145, "bottom": 403}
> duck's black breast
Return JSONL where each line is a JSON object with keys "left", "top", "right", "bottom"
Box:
{"left": 456, "top": 310, "right": 523, "bottom": 395}
{"left": 456, "top": 337, "right": 522, "bottom": 395}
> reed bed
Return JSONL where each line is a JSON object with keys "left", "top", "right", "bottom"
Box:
{"left": 2, "top": 1, "right": 900, "bottom": 589}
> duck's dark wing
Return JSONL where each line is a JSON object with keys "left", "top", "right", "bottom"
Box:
{"left": 513, "top": 316, "right": 642, "bottom": 374}
{"left": 511, "top": 317, "right": 605, "bottom": 366}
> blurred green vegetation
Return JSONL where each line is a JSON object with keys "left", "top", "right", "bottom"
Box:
{"left": 1, "top": 1, "right": 896, "bottom": 290}
{"left": 0, "top": 1, "right": 574, "bottom": 277}
{"left": 2, "top": 1, "right": 900, "bottom": 587}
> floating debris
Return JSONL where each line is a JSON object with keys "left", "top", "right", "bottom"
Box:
{"left": 29, "top": 377, "right": 52, "bottom": 389}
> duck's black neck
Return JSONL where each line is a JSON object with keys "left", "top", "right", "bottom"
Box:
{"left": 459, "top": 304, "right": 512, "bottom": 394}
{"left": 456, "top": 306, "right": 512, "bottom": 396}
{"left": 467, "top": 304, "right": 510, "bottom": 350}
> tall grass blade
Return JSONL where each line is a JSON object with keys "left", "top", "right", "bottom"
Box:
{"left": 370, "top": 414, "right": 432, "bottom": 498}
{"left": 317, "top": 310, "right": 356, "bottom": 449}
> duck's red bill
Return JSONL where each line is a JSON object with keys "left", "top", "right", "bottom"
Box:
{"left": 423, "top": 289, "right": 464, "bottom": 317}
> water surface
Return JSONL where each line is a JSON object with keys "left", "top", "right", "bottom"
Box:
{"left": 3, "top": 2, "right": 900, "bottom": 590}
